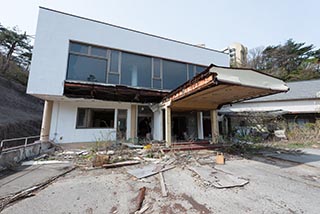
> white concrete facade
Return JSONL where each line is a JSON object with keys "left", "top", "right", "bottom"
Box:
{"left": 27, "top": 7, "right": 229, "bottom": 97}
{"left": 27, "top": 8, "right": 230, "bottom": 144}
{"left": 50, "top": 100, "right": 136, "bottom": 143}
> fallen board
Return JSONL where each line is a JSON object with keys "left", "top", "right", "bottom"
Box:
{"left": 127, "top": 164, "right": 175, "bottom": 179}
{"left": 188, "top": 165, "right": 249, "bottom": 188}
{"left": 22, "top": 160, "right": 71, "bottom": 166}
{"left": 103, "top": 160, "right": 140, "bottom": 168}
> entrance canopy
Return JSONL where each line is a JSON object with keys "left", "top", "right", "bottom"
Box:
{"left": 162, "top": 64, "right": 289, "bottom": 111}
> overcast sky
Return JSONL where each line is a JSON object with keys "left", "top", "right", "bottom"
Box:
{"left": 1, "top": 0, "right": 319, "bottom": 51}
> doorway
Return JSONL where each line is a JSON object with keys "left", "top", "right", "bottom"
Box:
{"left": 137, "top": 106, "right": 153, "bottom": 140}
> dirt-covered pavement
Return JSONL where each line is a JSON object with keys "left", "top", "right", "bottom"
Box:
{"left": 2, "top": 149, "right": 320, "bottom": 214}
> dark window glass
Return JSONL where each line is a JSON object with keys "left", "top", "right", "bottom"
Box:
{"left": 153, "top": 58, "right": 161, "bottom": 78}
{"left": 67, "top": 54, "right": 107, "bottom": 82}
{"left": 110, "top": 50, "right": 119, "bottom": 73}
{"left": 70, "top": 43, "right": 88, "bottom": 54}
{"left": 76, "top": 108, "right": 115, "bottom": 128}
{"left": 76, "top": 108, "right": 87, "bottom": 128}
{"left": 108, "top": 73, "right": 119, "bottom": 84}
{"left": 163, "top": 60, "right": 187, "bottom": 90}
{"left": 153, "top": 79, "right": 161, "bottom": 89}
{"left": 117, "top": 109, "right": 127, "bottom": 140}
{"left": 91, "top": 47, "right": 107, "bottom": 57}
{"left": 188, "top": 64, "right": 195, "bottom": 80}
{"left": 196, "top": 65, "right": 206, "bottom": 74}
{"left": 121, "top": 52, "right": 152, "bottom": 88}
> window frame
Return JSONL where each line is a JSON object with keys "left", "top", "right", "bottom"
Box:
{"left": 75, "top": 108, "right": 116, "bottom": 129}
{"left": 67, "top": 41, "right": 208, "bottom": 90}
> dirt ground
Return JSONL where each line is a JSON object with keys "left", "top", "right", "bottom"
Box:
{"left": 2, "top": 149, "right": 320, "bottom": 214}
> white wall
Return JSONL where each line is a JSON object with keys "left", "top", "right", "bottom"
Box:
{"left": 220, "top": 99, "right": 320, "bottom": 114}
{"left": 27, "top": 8, "right": 229, "bottom": 96}
{"left": 50, "top": 99, "right": 131, "bottom": 143}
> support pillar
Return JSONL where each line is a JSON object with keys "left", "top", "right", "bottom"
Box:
{"left": 165, "top": 107, "right": 171, "bottom": 147}
{"left": 40, "top": 100, "right": 53, "bottom": 142}
{"left": 210, "top": 109, "right": 219, "bottom": 144}
{"left": 130, "top": 105, "right": 137, "bottom": 141}
{"left": 197, "top": 112, "right": 204, "bottom": 139}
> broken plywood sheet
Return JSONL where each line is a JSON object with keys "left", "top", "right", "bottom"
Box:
{"left": 188, "top": 165, "right": 248, "bottom": 188}
{"left": 127, "top": 164, "right": 175, "bottom": 179}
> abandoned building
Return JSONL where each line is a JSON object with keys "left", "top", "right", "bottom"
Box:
{"left": 27, "top": 7, "right": 289, "bottom": 146}
{"left": 220, "top": 79, "right": 320, "bottom": 135}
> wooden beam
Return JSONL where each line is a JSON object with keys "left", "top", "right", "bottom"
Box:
{"left": 210, "top": 110, "right": 219, "bottom": 144}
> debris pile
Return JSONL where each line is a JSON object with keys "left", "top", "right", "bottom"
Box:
{"left": 17, "top": 142, "right": 250, "bottom": 213}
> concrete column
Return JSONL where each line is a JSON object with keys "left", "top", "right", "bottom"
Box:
{"left": 153, "top": 109, "right": 163, "bottom": 141}
{"left": 130, "top": 105, "right": 137, "bottom": 140}
{"left": 210, "top": 110, "right": 219, "bottom": 144}
{"left": 40, "top": 100, "right": 53, "bottom": 142}
{"left": 197, "top": 112, "right": 204, "bottom": 139}
{"left": 165, "top": 107, "right": 171, "bottom": 147}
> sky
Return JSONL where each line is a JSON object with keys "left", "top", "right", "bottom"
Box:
{"left": 1, "top": 0, "right": 319, "bottom": 51}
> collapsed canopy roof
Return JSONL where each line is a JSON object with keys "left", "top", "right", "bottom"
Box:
{"left": 163, "top": 64, "right": 289, "bottom": 111}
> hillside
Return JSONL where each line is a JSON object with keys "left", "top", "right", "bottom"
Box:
{"left": 0, "top": 75, "right": 43, "bottom": 141}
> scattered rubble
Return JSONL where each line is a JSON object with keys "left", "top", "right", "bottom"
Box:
{"left": 2, "top": 141, "right": 252, "bottom": 213}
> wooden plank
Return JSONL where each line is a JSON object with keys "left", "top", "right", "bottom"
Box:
{"left": 159, "top": 172, "right": 168, "bottom": 197}
{"left": 135, "top": 187, "right": 146, "bottom": 212}
{"left": 135, "top": 203, "right": 150, "bottom": 214}
{"left": 102, "top": 160, "right": 140, "bottom": 169}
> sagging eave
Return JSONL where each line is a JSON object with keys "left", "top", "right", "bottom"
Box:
{"left": 161, "top": 64, "right": 289, "bottom": 111}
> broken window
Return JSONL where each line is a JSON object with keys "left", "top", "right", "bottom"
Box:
{"left": 76, "top": 108, "right": 115, "bottom": 129}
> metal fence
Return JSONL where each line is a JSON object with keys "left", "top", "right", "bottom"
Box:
{"left": 0, "top": 136, "right": 40, "bottom": 151}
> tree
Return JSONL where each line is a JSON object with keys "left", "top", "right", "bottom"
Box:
{"left": 262, "top": 39, "right": 314, "bottom": 76}
{"left": 247, "top": 46, "right": 265, "bottom": 70}
{"left": 247, "top": 39, "right": 320, "bottom": 81}
{"left": 0, "top": 23, "right": 33, "bottom": 73}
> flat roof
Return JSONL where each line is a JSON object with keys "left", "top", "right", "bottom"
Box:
{"left": 39, "top": 7, "right": 227, "bottom": 55}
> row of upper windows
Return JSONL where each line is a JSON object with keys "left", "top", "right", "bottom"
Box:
{"left": 66, "top": 42, "right": 207, "bottom": 90}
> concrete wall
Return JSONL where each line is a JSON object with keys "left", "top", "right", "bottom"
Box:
{"left": 220, "top": 99, "right": 320, "bottom": 114}
{"left": 27, "top": 8, "right": 229, "bottom": 97}
{"left": 50, "top": 100, "right": 131, "bottom": 143}
{"left": 0, "top": 141, "right": 52, "bottom": 170}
